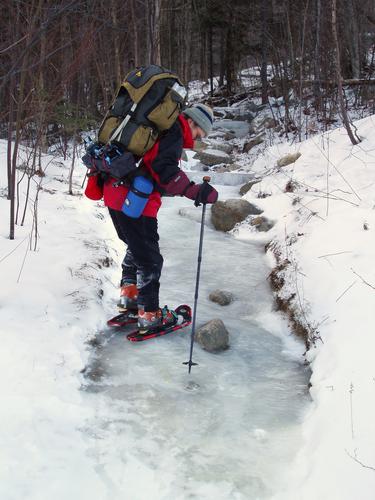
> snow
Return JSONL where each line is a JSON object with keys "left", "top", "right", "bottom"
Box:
{"left": 2, "top": 111, "right": 375, "bottom": 498}
{"left": 238, "top": 116, "right": 375, "bottom": 499}
{"left": 0, "top": 142, "right": 308, "bottom": 499}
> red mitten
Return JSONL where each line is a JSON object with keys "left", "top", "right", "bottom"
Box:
{"left": 84, "top": 173, "right": 103, "bottom": 200}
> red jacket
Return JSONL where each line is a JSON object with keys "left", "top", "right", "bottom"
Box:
{"left": 85, "top": 114, "right": 194, "bottom": 218}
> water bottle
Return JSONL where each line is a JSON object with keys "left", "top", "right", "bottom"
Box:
{"left": 122, "top": 176, "right": 154, "bottom": 218}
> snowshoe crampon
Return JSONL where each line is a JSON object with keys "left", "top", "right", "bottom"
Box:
{"left": 126, "top": 304, "right": 192, "bottom": 342}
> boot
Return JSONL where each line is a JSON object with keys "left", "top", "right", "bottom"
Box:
{"left": 137, "top": 306, "right": 177, "bottom": 333}
{"left": 118, "top": 283, "right": 138, "bottom": 312}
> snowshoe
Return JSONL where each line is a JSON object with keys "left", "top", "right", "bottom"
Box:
{"left": 127, "top": 305, "right": 192, "bottom": 342}
{"left": 107, "top": 309, "right": 138, "bottom": 328}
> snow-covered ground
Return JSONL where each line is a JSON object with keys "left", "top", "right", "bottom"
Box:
{"left": 237, "top": 116, "right": 375, "bottom": 500}
{"left": 0, "top": 142, "right": 309, "bottom": 499}
{"left": 2, "top": 110, "right": 375, "bottom": 499}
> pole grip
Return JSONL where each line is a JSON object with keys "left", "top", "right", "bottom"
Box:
{"left": 202, "top": 176, "right": 211, "bottom": 183}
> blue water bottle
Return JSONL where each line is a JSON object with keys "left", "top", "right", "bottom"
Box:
{"left": 122, "top": 176, "right": 154, "bottom": 218}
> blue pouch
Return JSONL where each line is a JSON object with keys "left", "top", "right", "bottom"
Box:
{"left": 122, "top": 176, "right": 154, "bottom": 218}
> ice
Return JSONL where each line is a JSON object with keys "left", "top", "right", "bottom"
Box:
{"left": 213, "top": 120, "right": 251, "bottom": 138}
{"left": 82, "top": 192, "right": 310, "bottom": 499}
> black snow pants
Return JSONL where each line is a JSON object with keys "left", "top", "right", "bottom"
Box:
{"left": 108, "top": 208, "right": 163, "bottom": 312}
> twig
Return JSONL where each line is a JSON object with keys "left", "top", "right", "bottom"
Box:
{"left": 17, "top": 233, "right": 31, "bottom": 283}
{"left": 345, "top": 449, "right": 375, "bottom": 472}
{"left": 336, "top": 281, "right": 357, "bottom": 303}
{"left": 349, "top": 382, "right": 355, "bottom": 439}
{"left": 318, "top": 251, "right": 352, "bottom": 258}
{"left": 311, "top": 136, "right": 362, "bottom": 201}
{"left": 351, "top": 268, "right": 375, "bottom": 290}
{"left": 325, "top": 132, "right": 330, "bottom": 216}
{"left": 0, "top": 236, "right": 28, "bottom": 264}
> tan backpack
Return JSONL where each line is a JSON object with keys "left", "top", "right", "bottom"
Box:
{"left": 98, "top": 65, "right": 187, "bottom": 156}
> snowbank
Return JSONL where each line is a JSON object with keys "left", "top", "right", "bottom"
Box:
{"left": 239, "top": 116, "right": 375, "bottom": 499}
{"left": 0, "top": 142, "right": 121, "bottom": 499}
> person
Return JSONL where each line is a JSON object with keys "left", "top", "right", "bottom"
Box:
{"left": 85, "top": 104, "right": 218, "bottom": 332}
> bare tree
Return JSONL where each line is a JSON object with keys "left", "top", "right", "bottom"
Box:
{"left": 331, "top": 0, "right": 359, "bottom": 145}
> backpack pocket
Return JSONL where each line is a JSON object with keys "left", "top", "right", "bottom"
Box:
{"left": 147, "top": 90, "right": 181, "bottom": 131}
{"left": 127, "top": 125, "right": 158, "bottom": 156}
{"left": 98, "top": 116, "right": 120, "bottom": 144}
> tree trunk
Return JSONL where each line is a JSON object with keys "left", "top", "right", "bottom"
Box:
{"left": 129, "top": 0, "right": 139, "bottom": 67}
{"left": 331, "top": 0, "right": 359, "bottom": 145}
{"left": 7, "top": 77, "right": 15, "bottom": 200}
{"left": 313, "top": 0, "right": 322, "bottom": 103}
{"left": 260, "top": 1, "right": 269, "bottom": 104}
{"left": 345, "top": 0, "right": 360, "bottom": 78}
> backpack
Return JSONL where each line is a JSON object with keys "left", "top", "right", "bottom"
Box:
{"left": 98, "top": 64, "right": 187, "bottom": 156}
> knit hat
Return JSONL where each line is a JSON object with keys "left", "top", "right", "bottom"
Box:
{"left": 184, "top": 104, "right": 214, "bottom": 136}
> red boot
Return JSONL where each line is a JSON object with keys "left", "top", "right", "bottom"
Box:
{"left": 118, "top": 283, "right": 138, "bottom": 312}
{"left": 137, "top": 306, "right": 177, "bottom": 333}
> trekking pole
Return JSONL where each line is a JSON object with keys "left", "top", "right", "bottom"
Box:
{"left": 183, "top": 176, "right": 210, "bottom": 374}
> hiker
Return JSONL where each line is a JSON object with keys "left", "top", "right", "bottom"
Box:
{"left": 85, "top": 104, "right": 218, "bottom": 332}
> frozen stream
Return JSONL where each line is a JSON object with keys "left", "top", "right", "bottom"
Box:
{"left": 82, "top": 186, "right": 310, "bottom": 500}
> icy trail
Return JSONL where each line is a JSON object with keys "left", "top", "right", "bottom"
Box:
{"left": 82, "top": 187, "right": 310, "bottom": 500}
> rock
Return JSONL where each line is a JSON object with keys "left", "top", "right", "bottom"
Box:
{"left": 211, "top": 199, "right": 263, "bottom": 232}
{"left": 203, "top": 139, "right": 233, "bottom": 154}
{"left": 192, "top": 140, "right": 209, "bottom": 152}
{"left": 224, "top": 131, "right": 237, "bottom": 140}
{"left": 252, "top": 114, "right": 275, "bottom": 129}
{"left": 195, "top": 319, "right": 229, "bottom": 352}
{"left": 195, "top": 149, "right": 232, "bottom": 166}
{"left": 250, "top": 215, "right": 274, "bottom": 232}
{"left": 256, "top": 117, "right": 278, "bottom": 130}
{"left": 242, "top": 133, "right": 265, "bottom": 153}
{"left": 209, "top": 289, "right": 234, "bottom": 306}
{"left": 247, "top": 101, "right": 264, "bottom": 113}
{"left": 277, "top": 152, "right": 301, "bottom": 168}
{"left": 239, "top": 179, "right": 261, "bottom": 196}
{"left": 207, "top": 130, "right": 227, "bottom": 140}
{"left": 214, "top": 163, "right": 241, "bottom": 173}
{"left": 188, "top": 161, "right": 208, "bottom": 172}
{"left": 181, "top": 149, "right": 189, "bottom": 161}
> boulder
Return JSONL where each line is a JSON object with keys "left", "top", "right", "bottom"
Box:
{"left": 277, "top": 152, "right": 301, "bottom": 168}
{"left": 211, "top": 199, "right": 263, "bottom": 232}
{"left": 195, "top": 319, "right": 229, "bottom": 352}
{"left": 242, "top": 133, "right": 265, "bottom": 153}
{"left": 239, "top": 179, "right": 261, "bottom": 196}
{"left": 195, "top": 149, "right": 233, "bottom": 166}
{"left": 209, "top": 289, "right": 234, "bottom": 306}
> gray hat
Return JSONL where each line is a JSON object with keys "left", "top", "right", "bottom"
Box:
{"left": 184, "top": 104, "right": 214, "bottom": 136}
